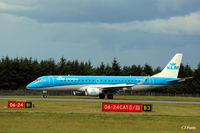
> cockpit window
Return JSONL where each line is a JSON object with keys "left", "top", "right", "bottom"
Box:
{"left": 35, "top": 79, "right": 43, "bottom": 82}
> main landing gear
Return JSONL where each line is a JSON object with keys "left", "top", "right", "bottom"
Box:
{"left": 99, "top": 94, "right": 105, "bottom": 99}
{"left": 99, "top": 94, "right": 114, "bottom": 99}
{"left": 107, "top": 94, "right": 113, "bottom": 99}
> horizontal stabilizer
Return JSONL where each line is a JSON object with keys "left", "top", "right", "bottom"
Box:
{"left": 166, "top": 77, "right": 193, "bottom": 83}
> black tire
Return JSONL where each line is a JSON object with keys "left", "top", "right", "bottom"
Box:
{"left": 43, "top": 95, "right": 47, "bottom": 98}
{"left": 107, "top": 94, "right": 113, "bottom": 99}
{"left": 99, "top": 94, "right": 105, "bottom": 99}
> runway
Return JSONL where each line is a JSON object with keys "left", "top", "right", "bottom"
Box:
{"left": 0, "top": 97, "right": 200, "bottom": 104}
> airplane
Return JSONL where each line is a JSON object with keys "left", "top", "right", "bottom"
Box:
{"left": 26, "top": 53, "right": 192, "bottom": 99}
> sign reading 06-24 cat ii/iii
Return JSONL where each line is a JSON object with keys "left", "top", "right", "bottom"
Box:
{"left": 102, "top": 103, "right": 152, "bottom": 112}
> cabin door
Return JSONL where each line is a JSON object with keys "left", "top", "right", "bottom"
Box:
{"left": 48, "top": 76, "right": 54, "bottom": 87}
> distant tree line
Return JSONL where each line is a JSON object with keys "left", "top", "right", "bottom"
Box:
{"left": 0, "top": 56, "right": 199, "bottom": 94}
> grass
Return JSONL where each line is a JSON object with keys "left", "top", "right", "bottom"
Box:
{"left": 0, "top": 98, "right": 200, "bottom": 133}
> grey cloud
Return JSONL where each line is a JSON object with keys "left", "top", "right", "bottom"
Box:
{"left": 101, "top": 12, "right": 200, "bottom": 35}
{"left": 0, "top": 0, "right": 200, "bottom": 23}
{"left": 0, "top": 1, "right": 200, "bottom": 69}
{"left": 0, "top": 13, "right": 199, "bottom": 68}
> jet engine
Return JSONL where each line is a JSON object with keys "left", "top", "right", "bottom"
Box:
{"left": 85, "top": 88, "right": 101, "bottom": 96}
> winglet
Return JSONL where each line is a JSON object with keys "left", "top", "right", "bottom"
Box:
{"left": 137, "top": 77, "right": 148, "bottom": 85}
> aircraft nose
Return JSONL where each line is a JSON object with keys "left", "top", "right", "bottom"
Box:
{"left": 26, "top": 82, "right": 35, "bottom": 89}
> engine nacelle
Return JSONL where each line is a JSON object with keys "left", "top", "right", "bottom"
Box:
{"left": 85, "top": 88, "right": 101, "bottom": 96}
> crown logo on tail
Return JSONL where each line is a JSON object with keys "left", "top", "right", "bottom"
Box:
{"left": 170, "top": 62, "right": 176, "bottom": 66}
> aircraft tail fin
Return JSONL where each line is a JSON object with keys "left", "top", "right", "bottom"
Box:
{"left": 152, "top": 53, "right": 183, "bottom": 78}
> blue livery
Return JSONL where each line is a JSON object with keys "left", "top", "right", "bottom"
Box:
{"left": 26, "top": 53, "right": 191, "bottom": 99}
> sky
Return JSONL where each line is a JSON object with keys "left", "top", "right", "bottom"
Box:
{"left": 0, "top": 0, "right": 200, "bottom": 69}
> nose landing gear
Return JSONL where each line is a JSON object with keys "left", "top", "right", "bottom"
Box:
{"left": 42, "top": 90, "right": 47, "bottom": 98}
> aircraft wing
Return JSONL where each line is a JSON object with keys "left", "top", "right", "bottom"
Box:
{"left": 80, "top": 84, "right": 134, "bottom": 90}
{"left": 79, "top": 77, "right": 147, "bottom": 93}
{"left": 100, "top": 84, "right": 134, "bottom": 89}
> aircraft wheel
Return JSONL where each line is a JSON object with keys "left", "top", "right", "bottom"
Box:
{"left": 99, "top": 94, "right": 105, "bottom": 99}
{"left": 107, "top": 94, "right": 113, "bottom": 99}
{"left": 43, "top": 95, "right": 47, "bottom": 98}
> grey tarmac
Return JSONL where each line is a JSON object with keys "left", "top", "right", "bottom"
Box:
{"left": 0, "top": 97, "right": 200, "bottom": 104}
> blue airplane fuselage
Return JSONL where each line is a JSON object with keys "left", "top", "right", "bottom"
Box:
{"left": 26, "top": 75, "right": 178, "bottom": 89}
